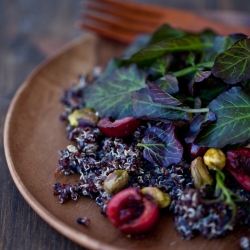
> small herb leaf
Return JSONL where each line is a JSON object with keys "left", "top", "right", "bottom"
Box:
{"left": 212, "top": 38, "right": 250, "bottom": 84}
{"left": 185, "top": 112, "right": 216, "bottom": 143}
{"left": 149, "top": 54, "right": 173, "bottom": 76}
{"left": 148, "top": 24, "right": 186, "bottom": 45}
{"left": 154, "top": 74, "right": 179, "bottom": 95}
{"left": 195, "top": 71, "right": 212, "bottom": 82}
{"left": 205, "top": 36, "right": 234, "bottom": 62}
{"left": 122, "top": 34, "right": 151, "bottom": 58}
{"left": 138, "top": 124, "right": 183, "bottom": 166}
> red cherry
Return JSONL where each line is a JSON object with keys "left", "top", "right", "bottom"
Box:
{"left": 97, "top": 117, "right": 141, "bottom": 137}
{"left": 106, "top": 187, "right": 159, "bottom": 234}
{"left": 185, "top": 142, "right": 208, "bottom": 162}
{"left": 226, "top": 148, "right": 250, "bottom": 192}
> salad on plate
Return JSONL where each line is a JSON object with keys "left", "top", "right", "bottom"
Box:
{"left": 52, "top": 24, "right": 250, "bottom": 247}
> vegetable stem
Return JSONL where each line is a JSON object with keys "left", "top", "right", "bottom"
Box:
{"left": 215, "top": 170, "right": 237, "bottom": 225}
{"left": 137, "top": 143, "right": 164, "bottom": 148}
{"left": 172, "top": 61, "right": 214, "bottom": 78}
{"left": 166, "top": 106, "right": 209, "bottom": 113}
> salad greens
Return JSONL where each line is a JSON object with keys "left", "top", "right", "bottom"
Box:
{"left": 55, "top": 24, "right": 250, "bottom": 241}
{"left": 125, "top": 34, "right": 213, "bottom": 65}
{"left": 83, "top": 24, "right": 250, "bottom": 164}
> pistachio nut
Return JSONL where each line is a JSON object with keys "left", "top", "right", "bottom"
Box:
{"left": 141, "top": 187, "right": 171, "bottom": 208}
{"left": 68, "top": 108, "right": 99, "bottom": 127}
{"left": 203, "top": 148, "right": 226, "bottom": 171}
{"left": 191, "top": 157, "right": 213, "bottom": 189}
{"left": 104, "top": 170, "right": 129, "bottom": 194}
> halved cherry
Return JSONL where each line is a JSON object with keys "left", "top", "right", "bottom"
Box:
{"left": 97, "top": 117, "right": 141, "bottom": 137}
{"left": 106, "top": 187, "right": 159, "bottom": 234}
{"left": 184, "top": 142, "right": 208, "bottom": 162}
{"left": 226, "top": 148, "right": 250, "bottom": 192}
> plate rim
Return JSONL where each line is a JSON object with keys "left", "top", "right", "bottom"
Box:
{"left": 3, "top": 33, "right": 122, "bottom": 250}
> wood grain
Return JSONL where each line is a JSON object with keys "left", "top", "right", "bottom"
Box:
{"left": 1, "top": 0, "right": 250, "bottom": 250}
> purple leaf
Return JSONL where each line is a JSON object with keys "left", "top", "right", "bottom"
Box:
{"left": 189, "top": 71, "right": 212, "bottom": 96}
{"left": 194, "top": 71, "right": 211, "bottom": 82}
{"left": 138, "top": 123, "right": 183, "bottom": 167}
{"left": 185, "top": 111, "right": 216, "bottom": 143}
{"left": 194, "top": 97, "right": 202, "bottom": 109}
{"left": 147, "top": 81, "right": 182, "bottom": 106}
{"left": 131, "top": 87, "right": 190, "bottom": 121}
{"left": 154, "top": 74, "right": 179, "bottom": 95}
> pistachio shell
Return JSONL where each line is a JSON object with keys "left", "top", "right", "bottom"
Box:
{"left": 68, "top": 108, "right": 99, "bottom": 127}
{"left": 191, "top": 157, "right": 213, "bottom": 189}
{"left": 104, "top": 170, "right": 129, "bottom": 194}
{"left": 203, "top": 148, "right": 226, "bottom": 170}
{"left": 141, "top": 187, "right": 171, "bottom": 208}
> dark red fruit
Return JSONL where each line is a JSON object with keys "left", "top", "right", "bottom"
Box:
{"left": 106, "top": 187, "right": 159, "bottom": 234}
{"left": 185, "top": 142, "right": 208, "bottom": 162}
{"left": 226, "top": 148, "right": 250, "bottom": 192}
{"left": 97, "top": 117, "right": 141, "bottom": 137}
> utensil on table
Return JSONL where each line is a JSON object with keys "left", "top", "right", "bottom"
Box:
{"left": 77, "top": 0, "right": 250, "bottom": 43}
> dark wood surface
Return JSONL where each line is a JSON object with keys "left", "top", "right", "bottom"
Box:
{"left": 1, "top": 1, "right": 250, "bottom": 249}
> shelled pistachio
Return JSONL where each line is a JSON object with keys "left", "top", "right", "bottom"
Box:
{"left": 191, "top": 157, "right": 213, "bottom": 189}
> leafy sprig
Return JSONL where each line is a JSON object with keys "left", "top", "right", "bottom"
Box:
{"left": 202, "top": 169, "right": 241, "bottom": 228}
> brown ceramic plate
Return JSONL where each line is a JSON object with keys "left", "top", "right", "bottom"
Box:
{"left": 4, "top": 33, "right": 248, "bottom": 250}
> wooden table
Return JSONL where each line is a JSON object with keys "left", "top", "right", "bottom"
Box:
{"left": 1, "top": 1, "right": 250, "bottom": 249}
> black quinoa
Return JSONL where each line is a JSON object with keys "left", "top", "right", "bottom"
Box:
{"left": 53, "top": 69, "right": 250, "bottom": 240}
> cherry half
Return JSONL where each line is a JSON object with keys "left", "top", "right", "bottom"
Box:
{"left": 106, "top": 187, "right": 159, "bottom": 234}
{"left": 184, "top": 142, "right": 208, "bottom": 162}
{"left": 97, "top": 117, "right": 141, "bottom": 138}
{"left": 226, "top": 148, "right": 250, "bottom": 192}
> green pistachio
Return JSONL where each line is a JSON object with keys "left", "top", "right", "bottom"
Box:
{"left": 191, "top": 157, "right": 213, "bottom": 189}
{"left": 203, "top": 148, "right": 226, "bottom": 171}
{"left": 68, "top": 108, "right": 99, "bottom": 127}
{"left": 103, "top": 170, "right": 129, "bottom": 194}
{"left": 141, "top": 187, "right": 171, "bottom": 208}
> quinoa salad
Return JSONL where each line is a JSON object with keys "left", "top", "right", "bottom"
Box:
{"left": 52, "top": 24, "right": 250, "bottom": 248}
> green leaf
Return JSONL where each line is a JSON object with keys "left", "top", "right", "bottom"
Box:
{"left": 149, "top": 54, "right": 173, "bottom": 76}
{"left": 125, "top": 34, "right": 213, "bottom": 65}
{"left": 199, "top": 81, "right": 227, "bottom": 105}
{"left": 196, "top": 87, "right": 250, "bottom": 147}
{"left": 101, "top": 58, "right": 123, "bottom": 78}
{"left": 199, "top": 29, "right": 217, "bottom": 44}
{"left": 212, "top": 38, "right": 250, "bottom": 84}
{"left": 205, "top": 36, "right": 234, "bottom": 62}
{"left": 186, "top": 52, "right": 196, "bottom": 66}
{"left": 148, "top": 24, "right": 185, "bottom": 45}
{"left": 84, "top": 64, "right": 147, "bottom": 119}
{"left": 122, "top": 34, "right": 151, "bottom": 58}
